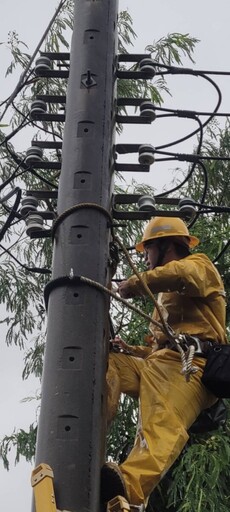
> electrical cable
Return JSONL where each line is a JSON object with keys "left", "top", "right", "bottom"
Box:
{"left": 187, "top": 160, "right": 208, "bottom": 228}
{"left": 189, "top": 202, "right": 230, "bottom": 213}
{"left": 0, "top": 117, "right": 31, "bottom": 147}
{"left": 154, "top": 104, "right": 230, "bottom": 118}
{"left": 0, "top": 243, "right": 51, "bottom": 274}
{"left": 0, "top": 0, "right": 67, "bottom": 123}
{"left": 213, "top": 240, "right": 230, "bottom": 264}
{"left": 0, "top": 157, "right": 27, "bottom": 193}
{"left": 154, "top": 112, "right": 206, "bottom": 151}
{"left": 0, "top": 187, "right": 21, "bottom": 241}
{"left": 4, "top": 141, "right": 59, "bottom": 189}
{"left": 156, "top": 116, "right": 204, "bottom": 198}
{"left": 154, "top": 149, "right": 230, "bottom": 162}
{"left": 156, "top": 72, "right": 222, "bottom": 151}
{"left": 154, "top": 61, "right": 230, "bottom": 77}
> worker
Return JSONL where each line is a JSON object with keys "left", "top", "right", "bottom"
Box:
{"left": 101, "top": 216, "right": 227, "bottom": 507}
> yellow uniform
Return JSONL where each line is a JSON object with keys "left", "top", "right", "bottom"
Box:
{"left": 107, "top": 251, "right": 226, "bottom": 505}
{"left": 126, "top": 252, "right": 226, "bottom": 344}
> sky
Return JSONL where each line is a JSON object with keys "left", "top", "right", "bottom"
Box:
{"left": 0, "top": 1, "right": 230, "bottom": 511}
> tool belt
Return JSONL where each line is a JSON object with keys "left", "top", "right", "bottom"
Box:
{"left": 163, "top": 335, "right": 230, "bottom": 397}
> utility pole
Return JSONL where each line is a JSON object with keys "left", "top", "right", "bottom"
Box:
{"left": 33, "top": 1, "right": 118, "bottom": 511}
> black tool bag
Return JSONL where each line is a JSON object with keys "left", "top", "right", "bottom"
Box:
{"left": 201, "top": 344, "right": 230, "bottom": 398}
{"left": 189, "top": 399, "right": 227, "bottom": 433}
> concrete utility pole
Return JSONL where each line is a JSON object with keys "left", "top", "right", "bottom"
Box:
{"left": 33, "top": 1, "right": 118, "bottom": 511}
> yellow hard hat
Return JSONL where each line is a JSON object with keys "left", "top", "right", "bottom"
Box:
{"left": 135, "top": 216, "right": 200, "bottom": 252}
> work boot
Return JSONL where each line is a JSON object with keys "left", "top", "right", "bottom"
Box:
{"left": 100, "top": 461, "right": 128, "bottom": 504}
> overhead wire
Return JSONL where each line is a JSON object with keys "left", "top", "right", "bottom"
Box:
{"left": 0, "top": 243, "right": 51, "bottom": 274}
{"left": 4, "top": 141, "right": 59, "bottom": 189}
{"left": 213, "top": 240, "right": 230, "bottom": 264}
{"left": 156, "top": 72, "right": 222, "bottom": 151}
{"left": 156, "top": 115, "right": 204, "bottom": 198}
{"left": 187, "top": 160, "right": 208, "bottom": 228}
{"left": 0, "top": 0, "right": 68, "bottom": 123}
{"left": 0, "top": 187, "right": 22, "bottom": 241}
{"left": 0, "top": 157, "right": 27, "bottom": 192}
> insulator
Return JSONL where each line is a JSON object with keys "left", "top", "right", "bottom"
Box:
{"left": 140, "top": 101, "right": 156, "bottom": 122}
{"left": 138, "top": 144, "right": 155, "bottom": 165}
{"left": 21, "top": 196, "right": 39, "bottom": 217}
{"left": 139, "top": 58, "right": 156, "bottom": 78}
{"left": 138, "top": 195, "right": 157, "bottom": 213}
{"left": 178, "top": 197, "right": 196, "bottom": 221}
{"left": 35, "top": 56, "right": 52, "bottom": 74}
{"left": 30, "top": 100, "right": 47, "bottom": 121}
{"left": 25, "top": 213, "right": 44, "bottom": 236}
{"left": 25, "top": 146, "right": 43, "bottom": 165}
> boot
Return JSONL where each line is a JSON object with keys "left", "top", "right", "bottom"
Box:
{"left": 101, "top": 461, "right": 128, "bottom": 504}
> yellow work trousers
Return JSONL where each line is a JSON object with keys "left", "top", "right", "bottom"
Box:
{"left": 107, "top": 349, "right": 216, "bottom": 505}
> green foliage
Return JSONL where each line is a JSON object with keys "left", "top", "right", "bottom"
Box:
{"left": 146, "top": 33, "right": 199, "bottom": 66}
{"left": 172, "top": 120, "right": 230, "bottom": 327}
{"left": 107, "top": 395, "right": 137, "bottom": 461}
{"left": 22, "top": 335, "right": 45, "bottom": 380}
{"left": 167, "top": 427, "right": 230, "bottom": 511}
{"left": 0, "top": 424, "right": 37, "bottom": 470}
{"left": 5, "top": 31, "right": 30, "bottom": 77}
{"left": 118, "top": 10, "right": 136, "bottom": 53}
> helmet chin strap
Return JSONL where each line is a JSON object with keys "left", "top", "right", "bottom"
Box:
{"left": 154, "top": 239, "right": 170, "bottom": 268}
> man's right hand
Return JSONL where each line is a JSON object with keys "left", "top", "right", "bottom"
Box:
{"left": 118, "top": 280, "right": 136, "bottom": 299}
{"left": 110, "top": 336, "right": 132, "bottom": 354}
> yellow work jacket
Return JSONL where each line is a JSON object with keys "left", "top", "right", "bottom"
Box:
{"left": 126, "top": 253, "right": 227, "bottom": 345}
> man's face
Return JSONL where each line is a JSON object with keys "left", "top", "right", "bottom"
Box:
{"left": 143, "top": 239, "right": 160, "bottom": 270}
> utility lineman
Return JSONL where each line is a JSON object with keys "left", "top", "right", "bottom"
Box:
{"left": 101, "top": 216, "right": 227, "bottom": 507}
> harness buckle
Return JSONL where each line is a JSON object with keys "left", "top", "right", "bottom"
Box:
{"left": 177, "top": 334, "right": 203, "bottom": 354}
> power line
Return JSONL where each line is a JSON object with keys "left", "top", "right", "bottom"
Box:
{"left": 0, "top": 0, "right": 68, "bottom": 123}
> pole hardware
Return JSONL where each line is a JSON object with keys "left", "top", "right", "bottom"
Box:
{"left": 20, "top": 195, "right": 39, "bottom": 217}
{"left": 40, "top": 51, "right": 70, "bottom": 61}
{"left": 31, "top": 111, "right": 66, "bottom": 122}
{"left": 30, "top": 94, "right": 66, "bottom": 122}
{"left": 138, "top": 144, "right": 155, "bottom": 165}
{"left": 36, "top": 94, "right": 66, "bottom": 104}
{"left": 139, "top": 101, "right": 156, "bottom": 121}
{"left": 112, "top": 194, "right": 196, "bottom": 221}
{"left": 116, "top": 114, "right": 152, "bottom": 125}
{"left": 116, "top": 53, "right": 156, "bottom": 80}
{"left": 32, "top": 140, "right": 62, "bottom": 150}
{"left": 30, "top": 99, "right": 47, "bottom": 121}
{"left": 21, "top": 192, "right": 55, "bottom": 237}
{"left": 81, "top": 69, "right": 97, "bottom": 88}
{"left": 138, "top": 195, "right": 157, "bottom": 213}
{"left": 178, "top": 197, "right": 197, "bottom": 221}
{"left": 25, "top": 146, "right": 44, "bottom": 165}
{"left": 34, "top": 69, "right": 69, "bottom": 79}
{"left": 34, "top": 53, "right": 70, "bottom": 78}
{"left": 114, "top": 143, "right": 155, "bottom": 171}
{"left": 114, "top": 163, "right": 150, "bottom": 173}
{"left": 116, "top": 98, "right": 156, "bottom": 125}
{"left": 139, "top": 58, "right": 156, "bottom": 77}
{"left": 25, "top": 213, "right": 44, "bottom": 236}
{"left": 117, "top": 97, "right": 151, "bottom": 107}
{"left": 35, "top": 56, "right": 52, "bottom": 74}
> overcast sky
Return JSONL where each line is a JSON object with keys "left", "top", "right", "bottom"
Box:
{"left": 0, "top": 1, "right": 230, "bottom": 511}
